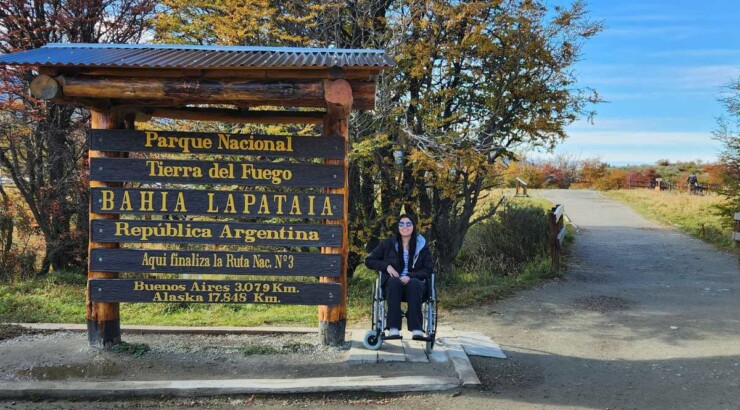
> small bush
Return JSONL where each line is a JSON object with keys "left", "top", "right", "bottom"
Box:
{"left": 457, "top": 203, "right": 549, "bottom": 276}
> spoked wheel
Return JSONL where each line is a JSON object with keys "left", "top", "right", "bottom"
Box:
{"left": 363, "top": 329, "right": 383, "bottom": 350}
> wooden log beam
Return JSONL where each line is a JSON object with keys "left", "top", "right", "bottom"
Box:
{"left": 30, "top": 74, "right": 61, "bottom": 99}
{"left": 86, "top": 109, "right": 123, "bottom": 349}
{"left": 134, "top": 107, "right": 325, "bottom": 124}
{"left": 319, "top": 79, "right": 352, "bottom": 346}
{"left": 46, "top": 76, "right": 375, "bottom": 110}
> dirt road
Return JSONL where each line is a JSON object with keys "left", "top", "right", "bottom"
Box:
{"left": 446, "top": 189, "right": 739, "bottom": 409}
{"left": 2, "top": 189, "right": 738, "bottom": 409}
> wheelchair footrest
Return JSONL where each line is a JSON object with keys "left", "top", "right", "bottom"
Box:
{"left": 383, "top": 334, "right": 402, "bottom": 340}
{"left": 412, "top": 335, "right": 433, "bottom": 341}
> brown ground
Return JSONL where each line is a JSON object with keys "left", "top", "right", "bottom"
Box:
{"left": 1, "top": 189, "right": 739, "bottom": 409}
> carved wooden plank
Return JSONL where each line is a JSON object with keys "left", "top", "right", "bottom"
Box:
{"left": 91, "top": 188, "right": 343, "bottom": 219}
{"left": 90, "top": 220, "right": 342, "bottom": 247}
{"left": 89, "top": 129, "right": 343, "bottom": 159}
{"left": 90, "top": 248, "right": 340, "bottom": 277}
{"left": 88, "top": 279, "right": 340, "bottom": 305}
{"left": 90, "top": 158, "right": 343, "bottom": 187}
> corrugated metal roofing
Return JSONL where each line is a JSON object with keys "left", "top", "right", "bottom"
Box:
{"left": 0, "top": 43, "right": 394, "bottom": 69}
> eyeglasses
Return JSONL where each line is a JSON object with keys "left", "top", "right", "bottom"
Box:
{"left": 398, "top": 221, "right": 413, "bottom": 227}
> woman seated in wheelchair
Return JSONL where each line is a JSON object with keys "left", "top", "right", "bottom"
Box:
{"left": 365, "top": 213, "right": 433, "bottom": 341}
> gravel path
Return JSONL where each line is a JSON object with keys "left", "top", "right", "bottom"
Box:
{"left": 445, "top": 189, "right": 739, "bottom": 409}
{"left": 2, "top": 189, "right": 738, "bottom": 409}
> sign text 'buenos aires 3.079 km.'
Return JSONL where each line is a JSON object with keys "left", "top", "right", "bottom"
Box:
{"left": 89, "top": 129, "right": 345, "bottom": 306}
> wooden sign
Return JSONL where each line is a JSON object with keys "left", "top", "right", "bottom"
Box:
{"left": 91, "top": 219, "right": 342, "bottom": 247}
{"left": 90, "top": 158, "right": 344, "bottom": 187}
{"left": 90, "top": 248, "right": 341, "bottom": 276}
{"left": 89, "top": 279, "right": 340, "bottom": 305}
{"left": 89, "top": 129, "right": 344, "bottom": 159}
{"left": 91, "top": 188, "right": 343, "bottom": 219}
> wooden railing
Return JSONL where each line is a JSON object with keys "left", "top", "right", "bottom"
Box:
{"left": 549, "top": 204, "right": 566, "bottom": 272}
{"left": 734, "top": 212, "right": 740, "bottom": 247}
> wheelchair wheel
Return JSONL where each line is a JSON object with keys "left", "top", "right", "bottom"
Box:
{"left": 425, "top": 336, "right": 435, "bottom": 355}
{"left": 362, "top": 329, "right": 383, "bottom": 350}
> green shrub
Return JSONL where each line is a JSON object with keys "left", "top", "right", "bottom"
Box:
{"left": 457, "top": 203, "right": 549, "bottom": 276}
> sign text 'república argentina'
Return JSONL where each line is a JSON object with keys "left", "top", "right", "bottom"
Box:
{"left": 91, "top": 220, "right": 342, "bottom": 247}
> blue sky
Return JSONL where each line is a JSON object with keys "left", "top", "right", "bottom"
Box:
{"left": 537, "top": 0, "right": 740, "bottom": 166}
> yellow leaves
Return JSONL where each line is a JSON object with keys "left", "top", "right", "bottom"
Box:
{"left": 153, "top": 0, "right": 316, "bottom": 46}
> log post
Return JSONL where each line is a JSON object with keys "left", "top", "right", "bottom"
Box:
{"left": 319, "top": 79, "right": 352, "bottom": 346}
{"left": 86, "top": 109, "right": 123, "bottom": 348}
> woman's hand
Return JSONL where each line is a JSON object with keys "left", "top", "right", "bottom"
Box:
{"left": 386, "top": 265, "right": 400, "bottom": 277}
{"left": 400, "top": 276, "right": 410, "bottom": 285}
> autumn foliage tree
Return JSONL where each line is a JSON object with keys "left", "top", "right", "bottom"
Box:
{"left": 0, "top": 0, "right": 156, "bottom": 274}
{"left": 149, "top": 0, "right": 602, "bottom": 277}
{"left": 384, "top": 1, "right": 602, "bottom": 274}
{"left": 713, "top": 77, "right": 740, "bottom": 225}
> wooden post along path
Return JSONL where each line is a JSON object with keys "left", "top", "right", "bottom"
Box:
{"left": 515, "top": 178, "right": 528, "bottom": 197}
{"left": 549, "top": 204, "right": 566, "bottom": 272}
{"left": 1, "top": 44, "right": 392, "bottom": 348}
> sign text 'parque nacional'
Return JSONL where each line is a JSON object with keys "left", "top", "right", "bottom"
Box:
{"left": 89, "top": 129, "right": 344, "bottom": 159}
{"left": 91, "top": 188, "right": 343, "bottom": 219}
{"left": 89, "top": 279, "right": 341, "bottom": 305}
{"left": 90, "top": 248, "right": 341, "bottom": 276}
{"left": 90, "top": 158, "right": 344, "bottom": 187}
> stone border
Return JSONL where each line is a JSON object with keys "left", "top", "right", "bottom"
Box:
{"left": 0, "top": 376, "right": 461, "bottom": 399}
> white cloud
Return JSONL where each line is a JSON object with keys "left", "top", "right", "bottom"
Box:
{"left": 565, "top": 130, "right": 717, "bottom": 146}
{"left": 577, "top": 64, "right": 739, "bottom": 93}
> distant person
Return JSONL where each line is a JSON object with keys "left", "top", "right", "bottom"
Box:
{"left": 365, "top": 213, "right": 433, "bottom": 340}
{"left": 687, "top": 172, "right": 698, "bottom": 192}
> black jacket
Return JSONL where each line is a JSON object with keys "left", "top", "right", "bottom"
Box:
{"left": 365, "top": 234, "right": 433, "bottom": 285}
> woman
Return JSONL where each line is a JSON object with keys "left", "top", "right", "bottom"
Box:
{"left": 365, "top": 214, "right": 433, "bottom": 340}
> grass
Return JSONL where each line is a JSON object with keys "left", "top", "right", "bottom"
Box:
{"left": 604, "top": 189, "right": 736, "bottom": 251}
{"left": 111, "top": 341, "right": 150, "bottom": 356}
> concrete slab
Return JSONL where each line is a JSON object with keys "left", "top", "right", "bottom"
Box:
{"left": 376, "top": 337, "right": 406, "bottom": 362}
{"left": 402, "top": 339, "right": 429, "bottom": 363}
{"left": 0, "top": 376, "right": 462, "bottom": 399}
{"left": 346, "top": 330, "right": 378, "bottom": 364}
{"left": 456, "top": 331, "right": 507, "bottom": 359}
{"left": 428, "top": 340, "right": 449, "bottom": 363}
{"left": 440, "top": 337, "right": 481, "bottom": 386}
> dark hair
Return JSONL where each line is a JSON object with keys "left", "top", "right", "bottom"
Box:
{"left": 395, "top": 214, "right": 417, "bottom": 272}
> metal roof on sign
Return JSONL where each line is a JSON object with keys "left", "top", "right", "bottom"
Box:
{"left": 0, "top": 43, "right": 394, "bottom": 70}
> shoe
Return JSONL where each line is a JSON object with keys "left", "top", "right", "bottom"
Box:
{"left": 411, "top": 329, "right": 425, "bottom": 340}
{"left": 386, "top": 328, "right": 402, "bottom": 340}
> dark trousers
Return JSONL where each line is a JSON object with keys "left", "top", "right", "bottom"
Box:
{"left": 385, "top": 277, "right": 425, "bottom": 331}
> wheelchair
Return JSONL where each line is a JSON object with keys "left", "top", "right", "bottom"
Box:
{"left": 362, "top": 271, "right": 438, "bottom": 354}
